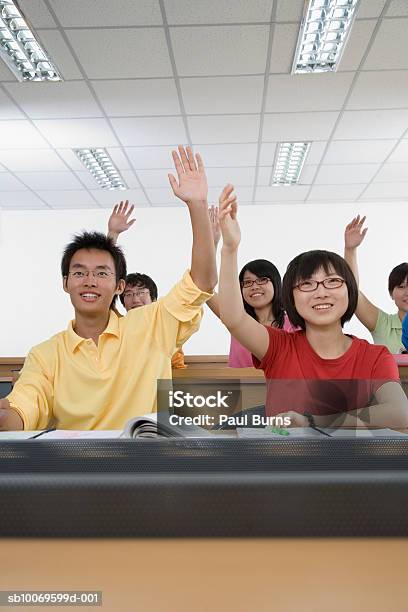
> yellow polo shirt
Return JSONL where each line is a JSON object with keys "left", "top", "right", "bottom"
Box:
{"left": 7, "top": 271, "right": 211, "bottom": 430}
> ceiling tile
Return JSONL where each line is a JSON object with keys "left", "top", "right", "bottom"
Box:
{"left": 105, "top": 148, "right": 131, "bottom": 171}
{"left": 307, "top": 184, "right": 366, "bottom": 200}
{"left": 356, "top": 0, "right": 387, "bottom": 18}
{"left": 181, "top": 76, "right": 264, "bottom": 114}
{"left": 126, "top": 146, "right": 181, "bottom": 169}
{"left": 49, "top": 201, "right": 100, "bottom": 209}
{"left": 165, "top": 0, "right": 273, "bottom": 24}
{"left": 37, "top": 190, "right": 97, "bottom": 207}
{"left": 92, "top": 188, "right": 148, "bottom": 207}
{"left": 0, "top": 149, "right": 67, "bottom": 171}
{"left": 145, "top": 187, "right": 177, "bottom": 204}
{"left": 135, "top": 168, "right": 174, "bottom": 188}
{"left": 120, "top": 170, "right": 142, "bottom": 189}
{"left": 338, "top": 20, "right": 376, "bottom": 71}
{"left": 33, "top": 119, "right": 119, "bottom": 147}
{"left": 275, "top": 0, "right": 304, "bottom": 22}
{"left": 36, "top": 30, "right": 82, "bottom": 79}
{"left": 110, "top": 117, "right": 187, "bottom": 146}
{"left": 18, "top": 0, "right": 56, "bottom": 27}
{"left": 0, "top": 191, "right": 47, "bottom": 207}
{"left": 0, "top": 173, "right": 27, "bottom": 191}
{"left": 188, "top": 115, "right": 260, "bottom": 144}
{"left": 324, "top": 140, "right": 397, "bottom": 164}
{"left": 48, "top": 0, "right": 163, "bottom": 26}
{"left": 255, "top": 185, "right": 309, "bottom": 201}
{"left": 373, "top": 163, "right": 408, "bottom": 182}
{"left": 0, "top": 61, "right": 14, "bottom": 82}
{"left": 346, "top": 71, "right": 408, "bottom": 109}
{"left": 206, "top": 166, "right": 256, "bottom": 186}
{"left": 15, "top": 172, "right": 84, "bottom": 191}
{"left": 388, "top": 140, "right": 408, "bottom": 162}
{"left": 314, "top": 164, "right": 380, "bottom": 185}
{"left": 334, "top": 109, "right": 408, "bottom": 140}
{"left": 257, "top": 166, "right": 272, "bottom": 185}
{"left": 386, "top": 0, "right": 408, "bottom": 17}
{"left": 363, "top": 19, "right": 408, "bottom": 69}
{"left": 0, "top": 91, "right": 24, "bottom": 119}
{"left": 56, "top": 149, "right": 87, "bottom": 171}
{"left": 269, "top": 24, "right": 298, "bottom": 73}
{"left": 265, "top": 73, "right": 353, "bottom": 112}
{"left": 66, "top": 29, "right": 172, "bottom": 79}
{"left": 194, "top": 143, "right": 258, "bottom": 166}
{"left": 0, "top": 121, "right": 48, "bottom": 148}
{"left": 170, "top": 25, "right": 269, "bottom": 76}
{"left": 4, "top": 82, "right": 102, "bottom": 119}
{"left": 74, "top": 172, "right": 100, "bottom": 190}
{"left": 92, "top": 79, "right": 181, "bottom": 116}
{"left": 262, "top": 112, "right": 338, "bottom": 141}
{"left": 360, "top": 182, "right": 408, "bottom": 199}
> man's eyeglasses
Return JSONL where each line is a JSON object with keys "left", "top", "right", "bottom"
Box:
{"left": 68, "top": 270, "right": 115, "bottom": 280}
{"left": 241, "top": 277, "right": 270, "bottom": 289}
{"left": 294, "top": 277, "right": 345, "bottom": 292}
{"left": 123, "top": 289, "right": 150, "bottom": 299}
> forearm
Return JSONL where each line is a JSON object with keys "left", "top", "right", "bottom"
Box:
{"left": 344, "top": 247, "right": 359, "bottom": 286}
{"left": 207, "top": 292, "right": 220, "bottom": 318}
{"left": 315, "top": 403, "right": 408, "bottom": 429}
{"left": 107, "top": 230, "right": 119, "bottom": 244}
{"left": 188, "top": 201, "right": 218, "bottom": 292}
{"left": 0, "top": 399, "right": 24, "bottom": 431}
{"left": 219, "top": 245, "right": 246, "bottom": 330}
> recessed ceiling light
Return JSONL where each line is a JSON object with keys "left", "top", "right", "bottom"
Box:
{"left": 0, "top": 0, "right": 62, "bottom": 81}
{"left": 292, "top": 0, "right": 359, "bottom": 74}
{"left": 74, "top": 149, "right": 128, "bottom": 191}
{"left": 271, "top": 142, "right": 311, "bottom": 185}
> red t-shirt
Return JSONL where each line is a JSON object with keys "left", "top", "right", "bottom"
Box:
{"left": 253, "top": 327, "right": 400, "bottom": 417}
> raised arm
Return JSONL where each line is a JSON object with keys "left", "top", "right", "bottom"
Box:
{"left": 168, "top": 145, "right": 217, "bottom": 293}
{"left": 107, "top": 200, "right": 135, "bottom": 244}
{"left": 218, "top": 186, "right": 269, "bottom": 361}
{"left": 344, "top": 215, "right": 379, "bottom": 332}
{"left": 206, "top": 204, "right": 222, "bottom": 318}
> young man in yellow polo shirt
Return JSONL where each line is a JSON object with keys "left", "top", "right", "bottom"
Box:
{"left": 0, "top": 146, "right": 221, "bottom": 431}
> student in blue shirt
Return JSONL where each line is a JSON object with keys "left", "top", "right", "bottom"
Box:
{"left": 402, "top": 313, "right": 408, "bottom": 352}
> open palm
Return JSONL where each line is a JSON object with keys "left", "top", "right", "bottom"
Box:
{"left": 218, "top": 184, "right": 240, "bottom": 249}
{"left": 344, "top": 215, "right": 368, "bottom": 249}
{"left": 108, "top": 200, "right": 135, "bottom": 235}
{"left": 168, "top": 145, "right": 208, "bottom": 203}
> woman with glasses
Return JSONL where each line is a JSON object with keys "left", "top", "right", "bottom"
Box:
{"left": 206, "top": 199, "right": 296, "bottom": 368}
{"left": 343, "top": 215, "right": 407, "bottom": 354}
{"left": 217, "top": 188, "right": 408, "bottom": 429}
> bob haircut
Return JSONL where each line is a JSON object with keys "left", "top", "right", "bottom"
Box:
{"left": 388, "top": 263, "right": 408, "bottom": 294}
{"left": 282, "top": 250, "right": 358, "bottom": 330}
{"left": 61, "top": 231, "right": 127, "bottom": 308}
{"left": 119, "top": 273, "right": 158, "bottom": 307}
{"left": 238, "top": 259, "right": 284, "bottom": 328}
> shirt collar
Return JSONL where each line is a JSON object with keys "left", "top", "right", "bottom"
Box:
{"left": 66, "top": 309, "right": 120, "bottom": 353}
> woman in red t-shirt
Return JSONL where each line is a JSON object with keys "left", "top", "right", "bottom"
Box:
{"left": 217, "top": 186, "right": 408, "bottom": 429}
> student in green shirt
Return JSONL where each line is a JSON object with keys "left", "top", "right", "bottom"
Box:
{"left": 344, "top": 215, "right": 407, "bottom": 354}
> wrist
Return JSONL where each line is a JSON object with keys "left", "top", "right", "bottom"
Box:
{"left": 221, "top": 244, "right": 239, "bottom": 255}
{"left": 186, "top": 198, "right": 208, "bottom": 208}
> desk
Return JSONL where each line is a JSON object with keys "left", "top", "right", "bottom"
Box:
{"left": 1, "top": 538, "right": 408, "bottom": 612}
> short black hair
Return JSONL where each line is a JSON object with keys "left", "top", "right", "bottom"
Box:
{"left": 239, "top": 259, "right": 284, "bottom": 328}
{"left": 389, "top": 263, "right": 408, "bottom": 294}
{"left": 282, "top": 250, "right": 358, "bottom": 330}
{"left": 61, "top": 231, "right": 127, "bottom": 308}
{"left": 119, "top": 273, "right": 158, "bottom": 306}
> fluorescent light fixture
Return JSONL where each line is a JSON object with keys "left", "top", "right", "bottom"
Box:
{"left": 292, "top": 0, "right": 360, "bottom": 74}
{"left": 0, "top": 0, "right": 61, "bottom": 81}
{"left": 75, "top": 148, "right": 127, "bottom": 191}
{"left": 271, "top": 142, "right": 311, "bottom": 185}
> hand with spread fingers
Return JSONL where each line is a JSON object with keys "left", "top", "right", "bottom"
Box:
{"left": 218, "top": 184, "right": 240, "bottom": 251}
{"left": 344, "top": 214, "right": 368, "bottom": 250}
{"left": 107, "top": 200, "right": 136, "bottom": 243}
{"left": 168, "top": 145, "right": 208, "bottom": 205}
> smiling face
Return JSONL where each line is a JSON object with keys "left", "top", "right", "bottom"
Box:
{"left": 123, "top": 284, "right": 153, "bottom": 311}
{"left": 241, "top": 270, "right": 274, "bottom": 310}
{"left": 63, "top": 248, "right": 125, "bottom": 316}
{"left": 293, "top": 267, "right": 349, "bottom": 330}
{"left": 390, "top": 276, "right": 408, "bottom": 314}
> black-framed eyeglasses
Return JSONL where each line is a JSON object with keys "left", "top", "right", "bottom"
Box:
{"left": 241, "top": 277, "right": 270, "bottom": 289}
{"left": 123, "top": 288, "right": 150, "bottom": 299}
{"left": 294, "top": 277, "right": 345, "bottom": 292}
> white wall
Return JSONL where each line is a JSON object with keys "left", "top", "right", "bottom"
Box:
{"left": 0, "top": 201, "right": 406, "bottom": 357}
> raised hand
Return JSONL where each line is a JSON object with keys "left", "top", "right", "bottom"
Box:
{"left": 344, "top": 215, "right": 368, "bottom": 250}
{"left": 108, "top": 200, "right": 135, "bottom": 242}
{"left": 168, "top": 145, "right": 208, "bottom": 204}
{"left": 218, "top": 184, "right": 240, "bottom": 250}
{"left": 209, "top": 205, "right": 221, "bottom": 248}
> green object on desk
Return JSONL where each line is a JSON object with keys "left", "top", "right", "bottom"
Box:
{"left": 267, "top": 426, "right": 290, "bottom": 436}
